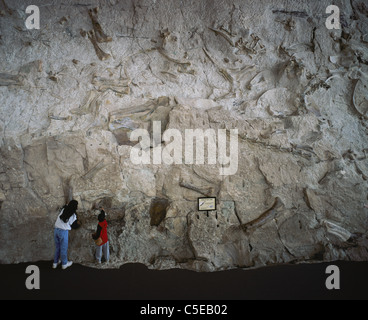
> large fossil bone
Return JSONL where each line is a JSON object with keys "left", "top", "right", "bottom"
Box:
{"left": 0, "top": 73, "right": 22, "bottom": 86}
{"left": 70, "top": 90, "right": 102, "bottom": 116}
{"left": 48, "top": 115, "right": 72, "bottom": 121}
{"left": 352, "top": 78, "right": 368, "bottom": 118}
{"left": 82, "top": 159, "right": 105, "bottom": 180}
{"left": 208, "top": 27, "right": 234, "bottom": 47}
{"left": 322, "top": 220, "right": 352, "bottom": 242}
{"left": 241, "top": 197, "right": 283, "bottom": 231}
{"left": 179, "top": 180, "right": 213, "bottom": 197}
{"left": 92, "top": 75, "right": 130, "bottom": 95}
{"left": 81, "top": 29, "right": 111, "bottom": 61}
{"left": 88, "top": 7, "right": 112, "bottom": 43}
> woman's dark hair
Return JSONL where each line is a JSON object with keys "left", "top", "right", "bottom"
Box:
{"left": 60, "top": 200, "right": 78, "bottom": 223}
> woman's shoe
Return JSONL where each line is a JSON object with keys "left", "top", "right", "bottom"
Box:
{"left": 52, "top": 260, "right": 61, "bottom": 269}
{"left": 62, "top": 261, "right": 73, "bottom": 270}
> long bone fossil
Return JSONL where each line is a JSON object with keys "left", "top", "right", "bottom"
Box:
{"left": 241, "top": 197, "right": 283, "bottom": 232}
{"left": 88, "top": 7, "right": 112, "bottom": 43}
{"left": 81, "top": 7, "right": 112, "bottom": 60}
{"left": 81, "top": 29, "right": 111, "bottom": 61}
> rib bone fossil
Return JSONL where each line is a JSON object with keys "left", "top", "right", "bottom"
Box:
{"left": 241, "top": 197, "right": 283, "bottom": 232}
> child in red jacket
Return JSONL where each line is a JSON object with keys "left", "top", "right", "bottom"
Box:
{"left": 92, "top": 209, "right": 109, "bottom": 263}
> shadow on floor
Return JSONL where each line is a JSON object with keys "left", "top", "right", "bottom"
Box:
{"left": 1, "top": 260, "right": 368, "bottom": 300}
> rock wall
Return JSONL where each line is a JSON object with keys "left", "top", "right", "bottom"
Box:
{"left": 0, "top": 0, "right": 368, "bottom": 271}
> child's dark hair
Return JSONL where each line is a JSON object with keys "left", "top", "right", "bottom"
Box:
{"left": 98, "top": 210, "right": 105, "bottom": 222}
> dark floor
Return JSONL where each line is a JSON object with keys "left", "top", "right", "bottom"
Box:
{"left": 1, "top": 260, "right": 368, "bottom": 301}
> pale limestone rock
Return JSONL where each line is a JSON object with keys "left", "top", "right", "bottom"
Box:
{"left": 0, "top": 0, "right": 367, "bottom": 270}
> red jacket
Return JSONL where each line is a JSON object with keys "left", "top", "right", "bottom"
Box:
{"left": 99, "top": 220, "right": 108, "bottom": 245}
{"left": 93, "top": 220, "right": 108, "bottom": 246}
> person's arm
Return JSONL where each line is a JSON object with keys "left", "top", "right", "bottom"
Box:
{"left": 71, "top": 219, "right": 81, "bottom": 229}
{"left": 364, "top": 204, "right": 368, "bottom": 209}
{"left": 70, "top": 213, "right": 81, "bottom": 229}
{"left": 92, "top": 225, "right": 102, "bottom": 239}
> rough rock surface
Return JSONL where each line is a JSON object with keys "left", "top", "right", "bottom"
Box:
{"left": 0, "top": 0, "right": 368, "bottom": 271}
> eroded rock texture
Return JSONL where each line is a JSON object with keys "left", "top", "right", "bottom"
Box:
{"left": 0, "top": 0, "right": 367, "bottom": 271}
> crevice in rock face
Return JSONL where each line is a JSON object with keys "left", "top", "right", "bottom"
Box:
{"left": 185, "top": 212, "right": 209, "bottom": 263}
{"left": 149, "top": 197, "right": 170, "bottom": 227}
{"left": 254, "top": 157, "right": 273, "bottom": 189}
{"left": 94, "top": 197, "right": 113, "bottom": 209}
{"left": 303, "top": 188, "right": 314, "bottom": 211}
{"left": 185, "top": 212, "right": 198, "bottom": 260}
{"left": 233, "top": 201, "right": 243, "bottom": 226}
{"left": 274, "top": 217, "right": 297, "bottom": 259}
{"left": 62, "top": 177, "right": 73, "bottom": 204}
